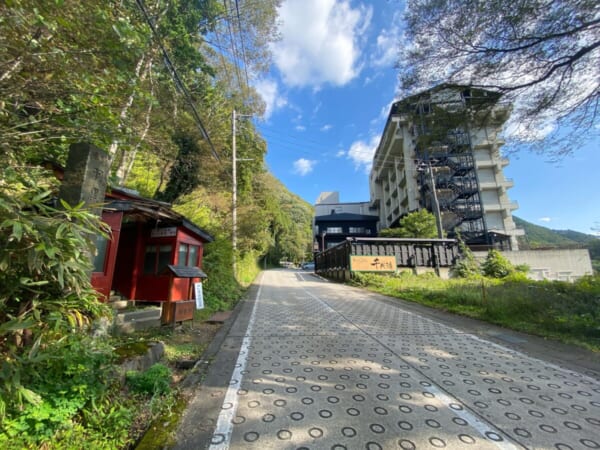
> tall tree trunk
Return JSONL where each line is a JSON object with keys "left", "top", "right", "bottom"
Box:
{"left": 107, "top": 53, "right": 147, "bottom": 163}
{"left": 115, "top": 61, "right": 154, "bottom": 183}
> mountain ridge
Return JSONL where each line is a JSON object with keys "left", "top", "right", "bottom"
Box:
{"left": 514, "top": 216, "right": 598, "bottom": 249}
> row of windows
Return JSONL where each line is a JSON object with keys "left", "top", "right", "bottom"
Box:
{"left": 143, "top": 243, "right": 200, "bottom": 275}
{"left": 319, "top": 227, "right": 372, "bottom": 235}
{"left": 93, "top": 235, "right": 201, "bottom": 275}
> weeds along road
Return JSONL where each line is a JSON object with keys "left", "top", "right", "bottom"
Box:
{"left": 174, "top": 269, "right": 600, "bottom": 450}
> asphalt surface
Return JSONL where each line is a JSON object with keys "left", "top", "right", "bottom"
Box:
{"left": 174, "top": 269, "right": 600, "bottom": 450}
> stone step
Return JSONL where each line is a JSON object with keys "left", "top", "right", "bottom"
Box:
{"left": 109, "top": 299, "right": 133, "bottom": 310}
{"left": 114, "top": 307, "right": 162, "bottom": 324}
{"left": 114, "top": 317, "right": 162, "bottom": 335}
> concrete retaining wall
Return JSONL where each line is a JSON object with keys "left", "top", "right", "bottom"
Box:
{"left": 473, "top": 249, "right": 593, "bottom": 282}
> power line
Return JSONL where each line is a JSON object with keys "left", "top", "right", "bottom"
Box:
{"left": 234, "top": 0, "right": 251, "bottom": 88}
{"left": 135, "top": 0, "right": 220, "bottom": 162}
{"left": 222, "top": 0, "right": 245, "bottom": 92}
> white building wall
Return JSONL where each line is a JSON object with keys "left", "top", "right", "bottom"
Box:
{"left": 370, "top": 86, "right": 523, "bottom": 247}
{"left": 473, "top": 249, "right": 593, "bottom": 282}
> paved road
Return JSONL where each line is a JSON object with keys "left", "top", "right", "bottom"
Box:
{"left": 175, "top": 269, "right": 600, "bottom": 450}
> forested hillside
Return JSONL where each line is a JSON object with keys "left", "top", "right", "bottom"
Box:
{"left": 0, "top": 0, "right": 313, "bottom": 302}
{"left": 514, "top": 216, "right": 597, "bottom": 248}
{"left": 515, "top": 216, "right": 599, "bottom": 272}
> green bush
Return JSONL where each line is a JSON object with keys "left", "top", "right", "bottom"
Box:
{"left": 451, "top": 236, "right": 481, "bottom": 278}
{"left": 0, "top": 334, "right": 121, "bottom": 449}
{"left": 126, "top": 363, "right": 172, "bottom": 396}
{"left": 0, "top": 167, "right": 113, "bottom": 437}
{"left": 481, "top": 249, "right": 514, "bottom": 278}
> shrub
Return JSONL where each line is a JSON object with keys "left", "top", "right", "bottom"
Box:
{"left": 0, "top": 334, "right": 118, "bottom": 448}
{"left": 126, "top": 364, "right": 172, "bottom": 396}
{"left": 0, "top": 167, "right": 111, "bottom": 427}
{"left": 481, "top": 249, "right": 514, "bottom": 278}
{"left": 452, "top": 235, "right": 480, "bottom": 278}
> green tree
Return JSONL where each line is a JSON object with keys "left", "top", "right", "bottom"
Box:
{"left": 399, "top": 0, "right": 599, "bottom": 155}
{"left": 481, "top": 249, "right": 514, "bottom": 278}
{"left": 452, "top": 234, "right": 480, "bottom": 278}
{"left": 155, "top": 130, "right": 203, "bottom": 203}
{"left": 0, "top": 1, "right": 149, "bottom": 165}
{"left": 379, "top": 209, "right": 439, "bottom": 238}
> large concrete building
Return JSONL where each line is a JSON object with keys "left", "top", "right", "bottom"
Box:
{"left": 369, "top": 85, "right": 523, "bottom": 249}
{"left": 313, "top": 192, "right": 379, "bottom": 251}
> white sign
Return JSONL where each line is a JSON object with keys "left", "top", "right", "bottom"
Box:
{"left": 194, "top": 282, "right": 204, "bottom": 310}
{"left": 150, "top": 226, "right": 177, "bottom": 238}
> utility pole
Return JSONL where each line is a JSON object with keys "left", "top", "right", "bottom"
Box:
{"left": 428, "top": 161, "right": 444, "bottom": 239}
{"left": 232, "top": 109, "right": 237, "bottom": 275}
{"left": 231, "top": 109, "right": 253, "bottom": 276}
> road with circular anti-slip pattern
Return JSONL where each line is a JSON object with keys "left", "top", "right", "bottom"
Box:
{"left": 178, "top": 270, "right": 600, "bottom": 450}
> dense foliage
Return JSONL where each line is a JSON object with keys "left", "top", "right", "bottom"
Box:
{"left": 379, "top": 209, "right": 439, "bottom": 238}
{"left": 1, "top": 0, "right": 312, "bottom": 447}
{"left": 126, "top": 363, "right": 172, "bottom": 396}
{"left": 0, "top": 168, "right": 122, "bottom": 448}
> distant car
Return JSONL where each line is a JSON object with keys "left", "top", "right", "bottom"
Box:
{"left": 302, "top": 262, "right": 315, "bottom": 270}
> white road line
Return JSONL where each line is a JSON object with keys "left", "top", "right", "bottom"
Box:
{"left": 426, "top": 384, "right": 520, "bottom": 450}
{"left": 303, "top": 285, "right": 521, "bottom": 449}
{"left": 208, "top": 275, "right": 262, "bottom": 450}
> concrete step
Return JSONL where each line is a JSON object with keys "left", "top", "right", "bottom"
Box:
{"left": 114, "top": 317, "right": 162, "bottom": 335}
{"left": 110, "top": 299, "right": 134, "bottom": 310}
{"left": 114, "top": 307, "right": 162, "bottom": 325}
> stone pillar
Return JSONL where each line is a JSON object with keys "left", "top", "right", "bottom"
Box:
{"left": 59, "top": 143, "right": 110, "bottom": 216}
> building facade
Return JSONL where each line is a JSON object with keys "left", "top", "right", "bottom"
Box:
{"left": 314, "top": 192, "right": 379, "bottom": 251}
{"left": 369, "top": 85, "right": 523, "bottom": 249}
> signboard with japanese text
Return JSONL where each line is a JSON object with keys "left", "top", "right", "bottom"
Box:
{"left": 194, "top": 282, "right": 204, "bottom": 309}
{"left": 150, "top": 227, "right": 177, "bottom": 238}
{"left": 173, "top": 301, "right": 195, "bottom": 323}
{"left": 350, "top": 255, "right": 396, "bottom": 272}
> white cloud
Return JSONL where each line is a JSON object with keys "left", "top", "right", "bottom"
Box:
{"left": 293, "top": 158, "right": 317, "bottom": 176}
{"left": 320, "top": 124, "right": 332, "bottom": 132}
{"left": 347, "top": 134, "right": 380, "bottom": 173}
{"left": 336, "top": 150, "right": 346, "bottom": 157}
{"left": 295, "top": 125, "right": 306, "bottom": 131}
{"left": 272, "top": 0, "right": 373, "bottom": 88}
{"left": 371, "top": 13, "right": 402, "bottom": 68}
{"left": 538, "top": 217, "right": 552, "bottom": 223}
{"left": 253, "top": 78, "right": 288, "bottom": 119}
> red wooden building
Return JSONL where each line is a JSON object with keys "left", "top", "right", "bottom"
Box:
{"left": 91, "top": 187, "right": 213, "bottom": 308}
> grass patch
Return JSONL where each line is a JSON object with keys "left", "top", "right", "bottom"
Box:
{"left": 351, "top": 272, "right": 600, "bottom": 352}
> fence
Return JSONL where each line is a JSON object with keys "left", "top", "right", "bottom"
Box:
{"left": 314, "top": 237, "right": 460, "bottom": 281}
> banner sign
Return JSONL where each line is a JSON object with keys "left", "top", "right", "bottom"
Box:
{"left": 194, "top": 282, "right": 204, "bottom": 310}
{"left": 151, "top": 227, "right": 177, "bottom": 238}
{"left": 350, "top": 255, "right": 396, "bottom": 272}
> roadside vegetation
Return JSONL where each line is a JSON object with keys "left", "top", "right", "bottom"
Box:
{"left": 0, "top": 167, "right": 235, "bottom": 448}
{"left": 351, "top": 248, "right": 600, "bottom": 352}
{"left": 1, "top": 1, "right": 311, "bottom": 446}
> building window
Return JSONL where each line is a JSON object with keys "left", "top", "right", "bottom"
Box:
{"left": 349, "top": 227, "right": 365, "bottom": 234}
{"left": 144, "top": 244, "right": 173, "bottom": 274}
{"left": 93, "top": 235, "right": 108, "bottom": 273}
{"left": 326, "top": 227, "right": 343, "bottom": 234}
{"left": 178, "top": 243, "right": 199, "bottom": 267}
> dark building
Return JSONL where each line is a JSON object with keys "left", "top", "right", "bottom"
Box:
{"left": 314, "top": 212, "right": 379, "bottom": 251}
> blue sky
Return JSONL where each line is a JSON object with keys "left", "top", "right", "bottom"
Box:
{"left": 252, "top": 0, "right": 599, "bottom": 235}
